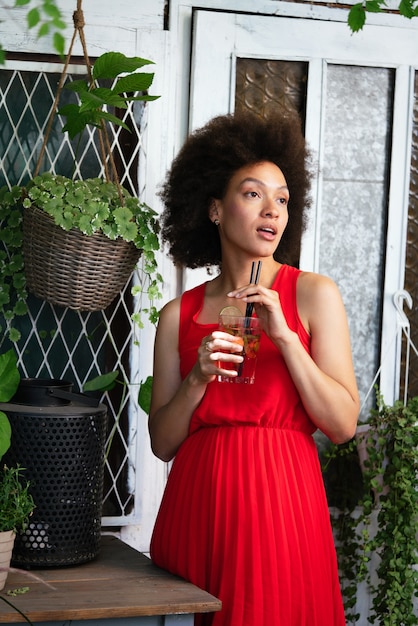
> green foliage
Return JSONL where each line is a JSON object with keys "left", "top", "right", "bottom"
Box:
{"left": 0, "top": 173, "right": 162, "bottom": 332}
{"left": 348, "top": 0, "right": 418, "bottom": 30}
{"left": 83, "top": 370, "right": 153, "bottom": 459}
{"left": 0, "top": 465, "right": 34, "bottom": 533}
{"left": 0, "top": 349, "right": 20, "bottom": 460}
{"left": 138, "top": 375, "right": 153, "bottom": 415}
{"left": 0, "top": 49, "right": 162, "bottom": 336}
{"left": 83, "top": 370, "right": 119, "bottom": 393}
{"left": 364, "top": 393, "right": 418, "bottom": 625}
{"left": 0, "top": 187, "right": 29, "bottom": 342}
{"left": 14, "top": 0, "right": 66, "bottom": 59}
{"left": 326, "top": 391, "right": 418, "bottom": 624}
{"left": 58, "top": 52, "right": 159, "bottom": 140}
{"left": 83, "top": 370, "right": 153, "bottom": 415}
{"left": 0, "top": 349, "right": 34, "bottom": 533}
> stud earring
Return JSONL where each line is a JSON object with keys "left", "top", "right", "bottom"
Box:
{"left": 214, "top": 219, "right": 220, "bottom": 226}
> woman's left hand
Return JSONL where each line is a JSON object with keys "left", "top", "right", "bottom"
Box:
{"left": 227, "top": 284, "right": 294, "bottom": 346}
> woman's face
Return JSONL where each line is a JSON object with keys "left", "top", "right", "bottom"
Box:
{"left": 212, "top": 161, "right": 289, "bottom": 259}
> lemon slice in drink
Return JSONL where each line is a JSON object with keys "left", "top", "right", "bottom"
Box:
{"left": 219, "top": 305, "right": 243, "bottom": 316}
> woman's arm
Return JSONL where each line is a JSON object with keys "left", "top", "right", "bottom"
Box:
{"left": 228, "top": 272, "right": 359, "bottom": 444}
{"left": 148, "top": 298, "right": 206, "bottom": 461}
{"left": 148, "top": 298, "right": 244, "bottom": 461}
{"left": 285, "top": 272, "right": 359, "bottom": 443}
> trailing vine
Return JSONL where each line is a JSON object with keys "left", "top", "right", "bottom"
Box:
{"left": 323, "top": 391, "right": 418, "bottom": 624}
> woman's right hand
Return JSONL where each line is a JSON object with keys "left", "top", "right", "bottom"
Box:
{"left": 195, "top": 331, "right": 244, "bottom": 383}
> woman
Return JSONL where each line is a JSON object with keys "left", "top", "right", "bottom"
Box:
{"left": 149, "top": 112, "right": 359, "bottom": 626}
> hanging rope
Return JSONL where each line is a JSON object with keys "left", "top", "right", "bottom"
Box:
{"left": 33, "top": 0, "right": 123, "bottom": 203}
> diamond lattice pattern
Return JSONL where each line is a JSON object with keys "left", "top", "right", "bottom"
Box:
{"left": 0, "top": 60, "right": 151, "bottom": 524}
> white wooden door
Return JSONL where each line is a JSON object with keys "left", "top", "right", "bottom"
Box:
{"left": 187, "top": 10, "right": 418, "bottom": 412}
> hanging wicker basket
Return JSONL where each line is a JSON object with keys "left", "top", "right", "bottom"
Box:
{"left": 23, "top": 205, "right": 141, "bottom": 311}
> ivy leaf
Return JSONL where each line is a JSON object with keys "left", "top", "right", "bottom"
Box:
{"left": 0, "top": 412, "right": 11, "bottom": 460}
{"left": 348, "top": 3, "right": 367, "bottom": 31}
{"left": 8, "top": 327, "right": 21, "bottom": 343}
{"left": 138, "top": 376, "right": 153, "bottom": 414}
{"left": 53, "top": 32, "right": 66, "bottom": 58}
{"left": 0, "top": 349, "right": 20, "bottom": 402}
{"left": 365, "top": 0, "right": 386, "bottom": 11}
{"left": 42, "top": 2, "right": 61, "bottom": 19}
{"left": 399, "top": 0, "right": 416, "bottom": 17}
{"left": 27, "top": 7, "right": 41, "bottom": 28}
{"left": 83, "top": 370, "right": 119, "bottom": 393}
{"left": 37, "top": 22, "right": 50, "bottom": 38}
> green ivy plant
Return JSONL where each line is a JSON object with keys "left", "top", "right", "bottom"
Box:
{"left": 362, "top": 392, "right": 418, "bottom": 625}
{"left": 348, "top": 0, "right": 418, "bottom": 32}
{"left": 0, "top": 348, "right": 35, "bottom": 533}
{"left": 324, "top": 390, "right": 418, "bottom": 625}
{"left": 0, "top": 172, "right": 162, "bottom": 340}
{"left": 83, "top": 370, "right": 153, "bottom": 458}
{"left": 0, "top": 190, "right": 28, "bottom": 343}
{"left": 0, "top": 0, "right": 66, "bottom": 65}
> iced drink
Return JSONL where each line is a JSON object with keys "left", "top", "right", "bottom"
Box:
{"left": 217, "top": 314, "right": 263, "bottom": 384}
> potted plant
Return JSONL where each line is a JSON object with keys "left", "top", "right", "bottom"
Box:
{"left": 323, "top": 390, "right": 418, "bottom": 624}
{"left": 0, "top": 348, "right": 35, "bottom": 590}
{"left": 0, "top": 47, "right": 162, "bottom": 343}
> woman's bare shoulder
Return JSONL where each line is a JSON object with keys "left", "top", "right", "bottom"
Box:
{"left": 158, "top": 296, "right": 181, "bottom": 323}
{"left": 297, "top": 270, "right": 341, "bottom": 302}
{"left": 296, "top": 271, "right": 345, "bottom": 331}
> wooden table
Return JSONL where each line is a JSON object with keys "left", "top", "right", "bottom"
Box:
{"left": 0, "top": 536, "right": 221, "bottom": 625}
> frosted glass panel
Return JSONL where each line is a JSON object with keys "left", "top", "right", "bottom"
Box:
{"left": 319, "top": 65, "right": 394, "bottom": 417}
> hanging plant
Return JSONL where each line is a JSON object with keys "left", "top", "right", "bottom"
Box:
{"left": 0, "top": 4, "right": 163, "bottom": 341}
{"left": 324, "top": 390, "right": 418, "bottom": 625}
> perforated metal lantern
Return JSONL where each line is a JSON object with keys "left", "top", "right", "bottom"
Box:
{"left": 1, "top": 390, "right": 107, "bottom": 568}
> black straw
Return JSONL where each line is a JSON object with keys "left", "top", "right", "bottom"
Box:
{"left": 238, "top": 260, "right": 262, "bottom": 378}
{"left": 244, "top": 260, "right": 262, "bottom": 318}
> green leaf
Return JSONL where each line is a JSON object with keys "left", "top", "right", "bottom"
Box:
{"left": 42, "top": 2, "right": 61, "bottom": 19}
{"left": 27, "top": 7, "right": 41, "bottom": 28}
{"left": 83, "top": 370, "right": 119, "bottom": 393}
{"left": 0, "top": 349, "right": 20, "bottom": 402}
{"left": 61, "top": 108, "right": 98, "bottom": 139}
{"left": 92, "top": 52, "right": 154, "bottom": 80}
{"left": 53, "top": 31, "right": 66, "bottom": 57}
{"left": 0, "top": 411, "right": 11, "bottom": 459}
{"left": 98, "top": 110, "right": 131, "bottom": 131}
{"left": 114, "top": 73, "right": 155, "bottom": 94}
{"left": 348, "top": 3, "right": 366, "bottom": 31}
{"left": 365, "top": 0, "right": 386, "bottom": 11}
{"left": 0, "top": 47, "right": 5, "bottom": 66}
{"left": 37, "top": 22, "right": 50, "bottom": 38}
{"left": 138, "top": 376, "right": 153, "bottom": 414}
{"left": 64, "top": 79, "right": 90, "bottom": 94}
{"left": 79, "top": 88, "right": 128, "bottom": 110}
{"left": 399, "top": 0, "right": 415, "bottom": 17}
{"left": 14, "top": 0, "right": 31, "bottom": 6}
{"left": 128, "top": 94, "right": 160, "bottom": 103}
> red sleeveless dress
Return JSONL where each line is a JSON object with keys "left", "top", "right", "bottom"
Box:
{"left": 150, "top": 265, "right": 345, "bottom": 626}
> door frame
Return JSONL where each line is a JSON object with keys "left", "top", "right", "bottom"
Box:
{"left": 184, "top": 7, "right": 417, "bottom": 405}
